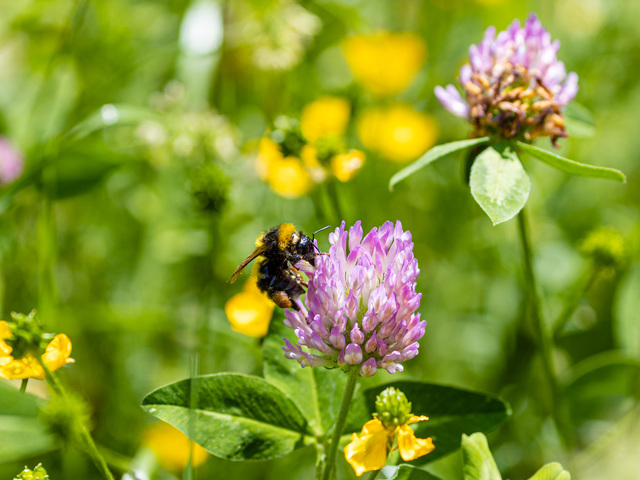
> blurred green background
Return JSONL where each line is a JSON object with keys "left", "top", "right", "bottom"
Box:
{"left": 0, "top": 0, "right": 639, "bottom": 478}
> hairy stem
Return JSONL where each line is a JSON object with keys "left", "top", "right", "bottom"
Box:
{"left": 322, "top": 368, "right": 359, "bottom": 480}
{"left": 516, "top": 208, "right": 575, "bottom": 448}
{"left": 38, "top": 358, "right": 115, "bottom": 480}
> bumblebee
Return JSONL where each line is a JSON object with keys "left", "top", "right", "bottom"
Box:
{"left": 230, "top": 223, "right": 326, "bottom": 310}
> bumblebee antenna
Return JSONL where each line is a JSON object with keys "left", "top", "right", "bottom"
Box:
{"left": 311, "top": 225, "right": 330, "bottom": 253}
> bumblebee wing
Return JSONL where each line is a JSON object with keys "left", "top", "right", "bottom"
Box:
{"left": 229, "top": 246, "right": 266, "bottom": 283}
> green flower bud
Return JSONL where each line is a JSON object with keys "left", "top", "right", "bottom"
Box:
{"left": 373, "top": 387, "right": 413, "bottom": 430}
{"left": 580, "top": 228, "right": 627, "bottom": 269}
{"left": 15, "top": 464, "right": 49, "bottom": 480}
{"left": 314, "top": 135, "right": 346, "bottom": 165}
{"left": 5, "top": 310, "right": 47, "bottom": 359}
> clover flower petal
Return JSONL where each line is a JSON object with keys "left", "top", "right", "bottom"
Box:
{"left": 435, "top": 13, "right": 578, "bottom": 145}
{"left": 282, "top": 221, "right": 425, "bottom": 375}
{"left": 0, "top": 138, "right": 24, "bottom": 185}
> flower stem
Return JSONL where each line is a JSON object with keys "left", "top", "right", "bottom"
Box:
{"left": 37, "top": 358, "right": 115, "bottom": 480}
{"left": 321, "top": 368, "right": 359, "bottom": 480}
{"left": 516, "top": 208, "right": 575, "bottom": 448}
{"left": 366, "top": 469, "right": 381, "bottom": 480}
{"left": 326, "top": 178, "right": 344, "bottom": 223}
{"left": 20, "top": 378, "right": 28, "bottom": 393}
{"left": 552, "top": 266, "right": 601, "bottom": 338}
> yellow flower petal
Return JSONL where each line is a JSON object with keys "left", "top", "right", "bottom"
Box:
{"left": 143, "top": 422, "right": 208, "bottom": 472}
{"left": 343, "top": 32, "right": 426, "bottom": 97}
{"left": 301, "top": 97, "right": 351, "bottom": 143}
{"left": 42, "top": 334, "right": 74, "bottom": 371}
{"left": 0, "top": 321, "right": 12, "bottom": 356}
{"left": 226, "top": 277, "right": 275, "bottom": 338}
{"left": 345, "top": 419, "right": 389, "bottom": 477}
{"left": 255, "top": 137, "right": 284, "bottom": 180}
{"left": 300, "top": 144, "right": 328, "bottom": 183}
{"left": 408, "top": 415, "right": 429, "bottom": 424}
{"left": 0, "top": 333, "right": 74, "bottom": 380}
{"left": 266, "top": 156, "right": 313, "bottom": 198}
{"left": 397, "top": 424, "right": 435, "bottom": 461}
{"left": 331, "top": 150, "right": 365, "bottom": 182}
{"left": 358, "top": 104, "right": 439, "bottom": 162}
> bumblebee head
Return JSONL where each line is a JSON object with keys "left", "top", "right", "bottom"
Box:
{"left": 276, "top": 223, "right": 298, "bottom": 251}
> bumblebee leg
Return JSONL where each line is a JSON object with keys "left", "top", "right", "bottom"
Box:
{"left": 272, "top": 291, "right": 295, "bottom": 309}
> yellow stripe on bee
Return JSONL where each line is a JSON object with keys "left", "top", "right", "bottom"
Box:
{"left": 277, "top": 223, "right": 297, "bottom": 250}
{"left": 255, "top": 232, "right": 266, "bottom": 246}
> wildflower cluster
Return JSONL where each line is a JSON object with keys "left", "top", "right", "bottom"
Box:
{"left": 283, "top": 221, "right": 424, "bottom": 376}
{"left": 343, "top": 32, "right": 439, "bottom": 162}
{"left": 257, "top": 99, "right": 365, "bottom": 198}
{"left": 435, "top": 13, "right": 578, "bottom": 145}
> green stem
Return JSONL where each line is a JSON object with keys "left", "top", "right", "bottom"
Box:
{"left": 516, "top": 208, "right": 575, "bottom": 449}
{"left": 20, "top": 378, "right": 29, "bottom": 393}
{"left": 37, "top": 358, "right": 115, "bottom": 480}
{"left": 321, "top": 368, "right": 359, "bottom": 480}
{"left": 326, "top": 179, "right": 344, "bottom": 223}
{"left": 553, "top": 266, "right": 601, "bottom": 338}
{"left": 366, "top": 469, "right": 381, "bottom": 480}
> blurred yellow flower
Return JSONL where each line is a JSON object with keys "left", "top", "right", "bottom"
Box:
{"left": 256, "top": 138, "right": 313, "bottom": 198}
{"left": 225, "top": 275, "right": 275, "bottom": 337}
{"left": 143, "top": 422, "right": 208, "bottom": 472}
{"left": 332, "top": 150, "right": 365, "bottom": 182}
{"left": 343, "top": 32, "right": 426, "bottom": 96}
{"left": 300, "top": 97, "right": 351, "bottom": 143}
{"left": 357, "top": 104, "right": 439, "bottom": 162}
{"left": 0, "top": 321, "right": 74, "bottom": 380}
{"left": 345, "top": 416, "right": 434, "bottom": 477}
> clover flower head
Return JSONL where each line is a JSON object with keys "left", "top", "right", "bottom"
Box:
{"left": 0, "top": 138, "right": 24, "bottom": 185}
{"left": 282, "top": 220, "right": 425, "bottom": 377}
{"left": 345, "top": 387, "right": 434, "bottom": 476}
{"left": 435, "top": 13, "right": 578, "bottom": 145}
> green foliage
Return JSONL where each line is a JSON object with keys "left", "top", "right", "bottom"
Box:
{"left": 388, "top": 138, "right": 490, "bottom": 190}
{"left": 461, "top": 433, "right": 501, "bottom": 480}
{"left": 469, "top": 143, "right": 531, "bottom": 225}
{"left": 0, "top": 382, "right": 54, "bottom": 462}
{"left": 516, "top": 142, "right": 626, "bottom": 183}
{"left": 461, "top": 433, "right": 570, "bottom": 480}
{"left": 141, "top": 373, "right": 314, "bottom": 461}
{"left": 379, "top": 465, "right": 443, "bottom": 480}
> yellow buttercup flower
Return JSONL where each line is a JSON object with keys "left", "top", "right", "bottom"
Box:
{"left": 345, "top": 415, "right": 434, "bottom": 477}
{"left": 225, "top": 275, "right": 275, "bottom": 337}
{"left": 343, "top": 32, "right": 427, "bottom": 96}
{"left": 255, "top": 138, "right": 313, "bottom": 198}
{"left": 357, "top": 104, "right": 439, "bottom": 162}
{"left": 0, "top": 320, "right": 73, "bottom": 380}
{"left": 300, "top": 97, "right": 351, "bottom": 143}
{"left": 143, "top": 422, "right": 208, "bottom": 472}
{"left": 331, "top": 150, "right": 365, "bottom": 182}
